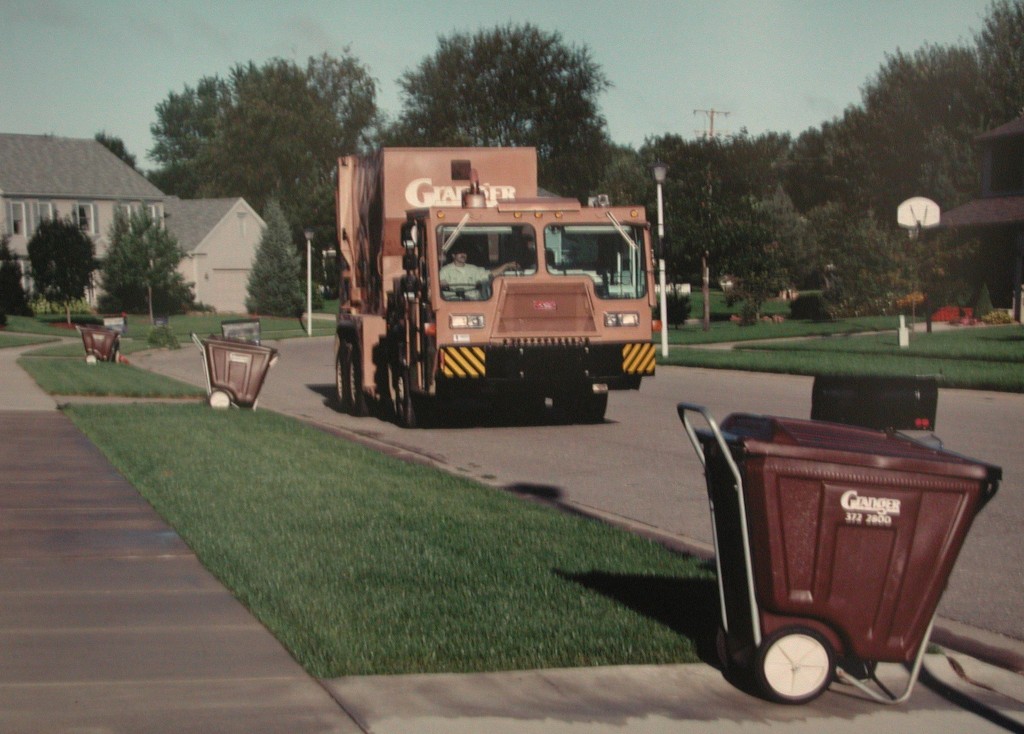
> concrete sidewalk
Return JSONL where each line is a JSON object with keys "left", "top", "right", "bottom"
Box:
{"left": 2, "top": 343, "right": 1024, "bottom": 732}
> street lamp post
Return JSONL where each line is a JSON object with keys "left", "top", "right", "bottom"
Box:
{"left": 652, "top": 162, "right": 669, "bottom": 357}
{"left": 304, "top": 228, "right": 315, "bottom": 337}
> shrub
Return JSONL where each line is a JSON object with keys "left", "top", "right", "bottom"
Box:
{"left": 974, "top": 283, "right": 993, "bottom": 320}
{"left": 790, "top": 293, "right": 831, "bottom": 321}
{"left": 29, "top": 295, "right": 92, "bottom": 315}
{"left": 655, "top": 292, "right": 692, "bottom": 328}
{"left": 147, "top": 325, "right": 180, "bottom": 349}
{"left": 981, "top": 310, "right": 1014, "bottom": 325}
{"left": 0, "top": 310, "right": 7, "bottom": 328}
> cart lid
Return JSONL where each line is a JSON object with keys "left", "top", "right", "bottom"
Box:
{"left": 719, "top": 413, "right": 1002, "bottom": 483}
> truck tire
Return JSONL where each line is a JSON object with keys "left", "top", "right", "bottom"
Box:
{"left": 336, "top": 341, "right": 368, "bottom": 417}
{"left": 554, "top": 390, "right": 608, "bottom": 424}
{"left": 393, "top": 367, "right": 417, "bottom": 428}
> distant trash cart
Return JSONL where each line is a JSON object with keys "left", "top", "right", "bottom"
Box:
{"left": 77, "top": 325, "right": 121, "bottom": 364}
{"left": 678, "top": 403, "right": 1000, "bottom": 705}
{"left": 192, "top": 333, "right": 278, "bottom": 409}
{"left": 220, "top": 318, "right": 261, "bottom": 345}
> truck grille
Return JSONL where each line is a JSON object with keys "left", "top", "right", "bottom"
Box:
{"left": 494, "top": 281, "right": 597, "bottom": 334}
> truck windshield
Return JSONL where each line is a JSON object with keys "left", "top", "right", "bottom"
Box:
{"left": 543, "top": 224, "right": 648, "bottom": 299}
{"left": 437, "top": 224, "right": 537, "bottom": 301}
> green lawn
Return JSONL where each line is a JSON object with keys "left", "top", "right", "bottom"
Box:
{"left": 64, "top": 404, "right": 714, "bottom": 677}
{"left": 3, "top": 313, "right": 335, "bottom": 341}
{"left": 0, "top": 332, "right": 57, "bottom": 349}
{"left": 662, "top": 325, "right": 1024, "bottom": 392}
{"left": 663, "top": 315, "right": 897, "bottom": 345}
{"left": 17, "top": 356, "right": 205, "bottom": 398}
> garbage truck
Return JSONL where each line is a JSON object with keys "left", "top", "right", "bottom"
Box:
{"left": 333, "top": 147, "right": 657, "bottom": 427}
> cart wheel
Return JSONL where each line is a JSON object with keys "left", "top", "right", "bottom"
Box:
{"left": 715, "top": 626, "right": 731, "bottom": 671}
{"left": 85, "top": 354, "right": 97, "bottom": 365}
{"left": 755, "top": 627, "right": 834, "bottom": 704}
{"left": 209, "top": 390, "right": 232, "bottom": 409}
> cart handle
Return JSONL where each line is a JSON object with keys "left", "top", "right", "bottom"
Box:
{"left": 677, "top": 403, "right": 745, "bottom": 490}
{"left": 677, "top": 402, "right": 762, "bottom": 648}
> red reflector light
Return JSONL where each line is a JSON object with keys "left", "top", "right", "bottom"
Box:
{"left": 425, "top": 322, "right": 437, "bottom": 336}
{"left": 652, "top": 319, "right": 663, "bottom": 333}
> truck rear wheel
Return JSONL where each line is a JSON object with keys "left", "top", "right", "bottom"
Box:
{"left": 336, "top": 341, "right": 368, "bottom": 417}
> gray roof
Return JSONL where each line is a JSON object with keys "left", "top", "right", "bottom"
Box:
{"left": 164, "top": 196, "right": 244, "bottom": 253}
{"left": 0, "top": 133, "right": 164, "bottom": 199}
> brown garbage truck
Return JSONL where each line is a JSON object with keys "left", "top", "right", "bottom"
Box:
{"left": 334, "top": 147, "right": 657, "bottom": 427}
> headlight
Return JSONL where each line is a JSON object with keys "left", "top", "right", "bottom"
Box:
{"left": 449, "top": 313, "right": 485, "bottom": 329}
{"left": 604, "top": 312, "right": 640, "bottom": 327}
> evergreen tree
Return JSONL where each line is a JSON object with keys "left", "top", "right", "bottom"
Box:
{"left": 0, "top": 236, "right": 31, "bottom": 316}
{"left": 245, "top": 200, "right": 303, "bottom": 316}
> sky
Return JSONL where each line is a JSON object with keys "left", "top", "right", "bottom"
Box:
{"left": 1, "top": 0, "right": 993, "bottom": 170}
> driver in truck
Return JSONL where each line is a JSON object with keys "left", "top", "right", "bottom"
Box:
{"left": 440, "top": 241, "right": 519, "bottom": 299}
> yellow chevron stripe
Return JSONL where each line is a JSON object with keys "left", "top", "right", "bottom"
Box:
{"left": 442, "top": 346, "right": 486, "bottom": 378}
{"left": 622, "top": 343, "right": 656, "bottom": 374}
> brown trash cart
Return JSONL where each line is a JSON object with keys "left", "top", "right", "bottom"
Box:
{"left": 192, "top": 333, "right": 278, "bottom": 409}
{"left": 77, "top": 325, "right": 121, "bottom": 364}
{"left": 678, "top": 403, "right": 1000, "bottom": 705}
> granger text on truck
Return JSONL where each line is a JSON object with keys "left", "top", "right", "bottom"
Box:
{"left": 333, "top": 147, "right": 658, "bottom": 427}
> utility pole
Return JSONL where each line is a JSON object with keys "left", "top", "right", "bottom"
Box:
{"left": 694, "top": 108, "right": 731, "bottom": 140}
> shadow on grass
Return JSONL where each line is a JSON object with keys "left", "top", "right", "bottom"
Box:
{"left": 557, "top": 570, "right": 723, "bottom": 668}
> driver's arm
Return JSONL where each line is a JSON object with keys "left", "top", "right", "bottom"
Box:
{"left": 490, "top": 261, "right": 520, "bottom": 277}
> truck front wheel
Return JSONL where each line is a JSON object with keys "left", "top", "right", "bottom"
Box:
{"left": 554, "top": 390, "right": 608, "bottom": 424}
{"left": 393, "top": 367, "right": 417, "bottom": 428}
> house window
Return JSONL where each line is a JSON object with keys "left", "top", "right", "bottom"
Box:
{"left": 74, "top": 202, "right": 97, "bottom": 234}
{"left": 8, "top": 201, "right": 25, "bottom": 236}
{"left": 147, "top": 202, "right": 162, "bottom": 223}
{"left": 28, "top": 201, "right": 55, "bottom": 236}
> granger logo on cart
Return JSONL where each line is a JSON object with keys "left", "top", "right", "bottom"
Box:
{"left": 841, "top": 490, "right": 901, "bottom": 527}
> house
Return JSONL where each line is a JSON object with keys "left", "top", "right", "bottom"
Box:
{"left": 164, "top": 197, "right": 263, "bottom": 313}
{"left": 0, "top": 133, "right": 262, "bottom": 313}
{"left": 0, "top": 133, "right": 164, "bottom": 262}
{"left": 941, "top": 116, "right": 1024, "bottom": 322}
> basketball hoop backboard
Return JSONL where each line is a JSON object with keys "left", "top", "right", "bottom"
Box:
{"left": 897, "top": 197, "right": 941, "bottom": 230}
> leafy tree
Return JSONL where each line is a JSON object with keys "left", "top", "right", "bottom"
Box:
{"left": 976, "top": 0, "right": 1024, "bottom": 125}
{"left": 808, "top": 205, "right": 909, "bottom": 317}
{"left": 637, "top": 132, "right": 792, "bottom": 285}
{"left": 27, "top": 218, "right": 96, "bottom": 323}
{"left": 389, "top": 23, "right": 611, "bottom": 201}
{"left": 0, "top": 235, "right": 31, "bottom": 316}
{"left": 716, "top": 197, "right": 792, "bottom": 322}
{"left": 245, "top": 200, "right": 303, "bottom": 316}
{"left": 149, "top": 53, "right": 378, "bottom": 239}
{"left": 94, "top": 131, "right": 138, "bottom": 170}
{"left": 148, "top": 76, "right": 227, "bottom": 196}
{"left": 99, "top": 209, "right": 192, "bottom": 320}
